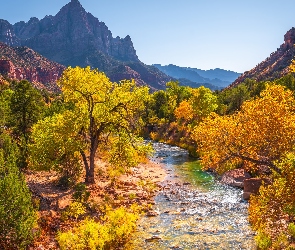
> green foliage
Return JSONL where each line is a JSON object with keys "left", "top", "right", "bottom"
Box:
{"left": 289, "top": 223, "right": 295, "bottom": 238}
{"left": 217, "top": 83, "right": 250, "bottom": 114}
{"left": 255, "top": 231, "right": 272, "bottom": 250}
{"left": 0, "top": 88, "right": 13, "bottom": 128}
{"left": 57, "top": 206, "right": 139, "bottom": 250}
{"left": 9, "top": 80, "right": 45, "bottom": 168}
{"left": 0, "top": 132, "right": 37, "bottom": 249}
{"left": 9, "top": 80, "right": 45, "bottom": 139}
{"left": 72, "top": 183, "right": 90, "bottom": 204}
{"left": 166, "top": 81, "right": 192, "bottom": 105}
{"left": 30, "top": 110, "right": 85, "bottom": 185}
{"left": 147, "top": 81, "right": 192, "bottom": 123}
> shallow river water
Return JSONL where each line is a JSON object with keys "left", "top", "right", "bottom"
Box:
{"left": 131, "top": 142, "right": 256, "bottom": 249}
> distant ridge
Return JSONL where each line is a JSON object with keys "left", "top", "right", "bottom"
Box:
{"left": 0, "top": 0, "right": 172, "bottom": 90}
{"left": 230, "top": 27, "right": 295, "bottom": 88}
{"left": 153, "top": 64, "right": 241, "bottom": 90}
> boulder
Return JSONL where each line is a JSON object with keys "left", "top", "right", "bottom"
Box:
{"left": 220, "top": 169, "right": 251, "bottom": 188}
{"left": 243, "top": 178, "right": 263, "bottom": 200}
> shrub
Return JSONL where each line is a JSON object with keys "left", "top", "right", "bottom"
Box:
{"left": 72, "top": 183, "right": 90, "bottom": 204}
{"left": 0, "top": 133, "right": 37, "bottom": 249}
{"left": 255, "top": 231, "right": 272, "bottom": 250}
{"left": 61, "top": 202, "right": 86, "bottom": 221}
{"left": 57, "top": 206, "right": 139, "bottom": 250}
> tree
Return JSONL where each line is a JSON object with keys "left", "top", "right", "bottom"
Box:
{"left": 9, "top": 80, "right": 45, "bottom": 168}
{"left": 0, "top": 88, "right": 13, "bottom": 129}
{"left": 174, "top": 86, "right": 218, "bottom": 126}
{"left": 0, "top": 132, "right": 37, "bottom": 249}
{"left": 30, "top": 67, "right": 150, "bottom": 184}
{"left": 166, "top": 81, "right": 191, "bottom": 106}
{"left": 192, "top": 84, "right": 295, "bottom": 174}
{"left": 30, "top": 110, "right": 85, "bottom": 185}
{"left": 249, "top": 153, "right": 295, "bottom": 248}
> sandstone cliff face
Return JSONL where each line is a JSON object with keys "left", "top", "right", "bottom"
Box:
{"left": 0, "top": 0, "right": 172, "bottom": 90}
{"left": 230, "top": 27, "right": 295, "bottom": 88}
{"left": 0, "top": 42, "right": 65, "bottom": 91}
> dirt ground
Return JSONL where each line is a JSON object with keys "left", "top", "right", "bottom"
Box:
{"left": 25, "top": 158, "right": 167, "bottom": 249}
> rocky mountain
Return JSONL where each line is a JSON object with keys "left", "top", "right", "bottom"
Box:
{"left": 230, "top": 27, "right": 295, "bottom": 88}
{"left": 153, "top": 64, "right": 241, "bottom": 90}
{"left": 0, "top": 0, "right": 172, "bottom": 90}
{"left": 0, "top": 42, "right": 65, "bottom": 91}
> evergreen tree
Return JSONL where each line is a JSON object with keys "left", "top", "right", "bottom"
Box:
{"left": 0, "top": 132, "right": 37, "bottom": 249}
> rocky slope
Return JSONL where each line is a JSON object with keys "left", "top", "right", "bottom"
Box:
{"left": 0, "top": 42, "right": 65, "bottom": 91}
{"left": 0, "top": 0, "right": 172, "bottom": 90}
{"left": 230, "top": 27, "right": 295, "bottom": 88}
{"left": 154, "top": 64, "right": 241, "bottom": 90}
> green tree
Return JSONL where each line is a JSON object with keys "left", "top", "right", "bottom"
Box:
{"left": 31, "top": 67, "right": 150, "bottom": 184}
{"left": 9, "top": 80, "right": 45, "bottom": 168}
{"left": 166, "top": 81, "right": 191, "bottom": 106}
{"left": 0, "top": 88, "right": 13, "bottom": 129}
{"left": 0, "top": 132, "right": 37, "bottom": 249}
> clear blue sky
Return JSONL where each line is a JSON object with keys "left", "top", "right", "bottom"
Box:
{"left": 1, "top": 0, "right": 295, "bottom": 73}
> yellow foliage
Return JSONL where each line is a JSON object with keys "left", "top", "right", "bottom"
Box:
{"left": 193, "top": 84, "right": 295, "bottom": 174}
{"left": 57, "top": 206, "right": 139, "bottom": 250}
{"left": 61, "top": 202, "right": 86, "bottom": 221}
{"left": 249, "top": 153, "right": 295, "bottom": 248}
{"left": 289, "top": 59, "right": 295, "bottom": 73}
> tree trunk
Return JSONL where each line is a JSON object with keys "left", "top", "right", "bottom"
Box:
{"left": 85, "top": 150, "right": 96, "bottom": 184}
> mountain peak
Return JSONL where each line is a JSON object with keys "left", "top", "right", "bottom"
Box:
{"left": 70, "top": 0, "right": 81, "bottom": 5}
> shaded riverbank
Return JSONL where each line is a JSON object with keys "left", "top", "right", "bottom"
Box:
{"left": 131, "top": 142, "right": 256, "bottom": 249}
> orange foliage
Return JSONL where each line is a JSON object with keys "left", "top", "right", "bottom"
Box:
{"left": 192, "top": 84, "right": 295, "bottom": 174}
{"left": 174, "top": 100, "right": 194, "bottom": 122}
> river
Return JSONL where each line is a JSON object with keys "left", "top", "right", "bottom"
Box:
{"left": 131, "top": 142, "right": 256, "bottom": 249}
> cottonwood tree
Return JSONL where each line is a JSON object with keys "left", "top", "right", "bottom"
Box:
{"left": 192, "top": 84, "right": 295, "bottom": 174}
{"left": 30, "top": 67, "right": 150, "bottom": 184}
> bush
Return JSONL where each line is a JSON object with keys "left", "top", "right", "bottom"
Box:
{"left": 0, "top": 133, "right": 37, "bottom": 249}
{"left": 61, "top": 202, "right": 86, "bottom": 221}
{"left": 289, "top": 223, "right": 295, "bottom": 238}
{"left": 255, "top": 231, "right": 272, "bottom": 250}
{"left": 57, "top": 206, "right": 139, "bottom": 250}
{"left": 72, "top": 183, "right": 90, "bottom": 204}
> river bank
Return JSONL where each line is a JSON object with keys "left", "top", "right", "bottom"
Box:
{"left": 25, "top": 157, "right": 167, "bottom": 249}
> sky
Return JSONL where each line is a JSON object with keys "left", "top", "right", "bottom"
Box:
{"left": 1, "top": 0, "right": 295, "bottom": 73}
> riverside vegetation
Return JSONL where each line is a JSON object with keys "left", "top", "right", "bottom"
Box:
{"left": 2, "top": 66, "right": 295, "bottom": 249}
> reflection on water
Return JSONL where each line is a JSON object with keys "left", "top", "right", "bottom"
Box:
{"left": 131, "top": 143, "right": 256, "bottom": 249}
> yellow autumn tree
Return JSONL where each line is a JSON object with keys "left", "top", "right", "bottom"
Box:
{"left": 192, "top": 84, "right": 295, "bottom": 174}
{"left": 30, "top": 66, "right": 150, "bottom": 184}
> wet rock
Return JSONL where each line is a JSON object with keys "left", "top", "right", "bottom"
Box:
{"left": 146, "top": 210, "right": 159, "bottom": 217}
{"left": 145, "top": 235, "right": 162, "bottom": 242}
{"left": 220, "top": 169, "right": 251, "bottom": 188}
{"left": 243, "top": 178, "right": 262, "bottom": 200}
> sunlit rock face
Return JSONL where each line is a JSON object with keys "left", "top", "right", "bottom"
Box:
{"left": 229, "top": 27, "right": 295, "bottom": 89}
{"left": 0, "top": 42, "right": 65, "bottom": 91}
